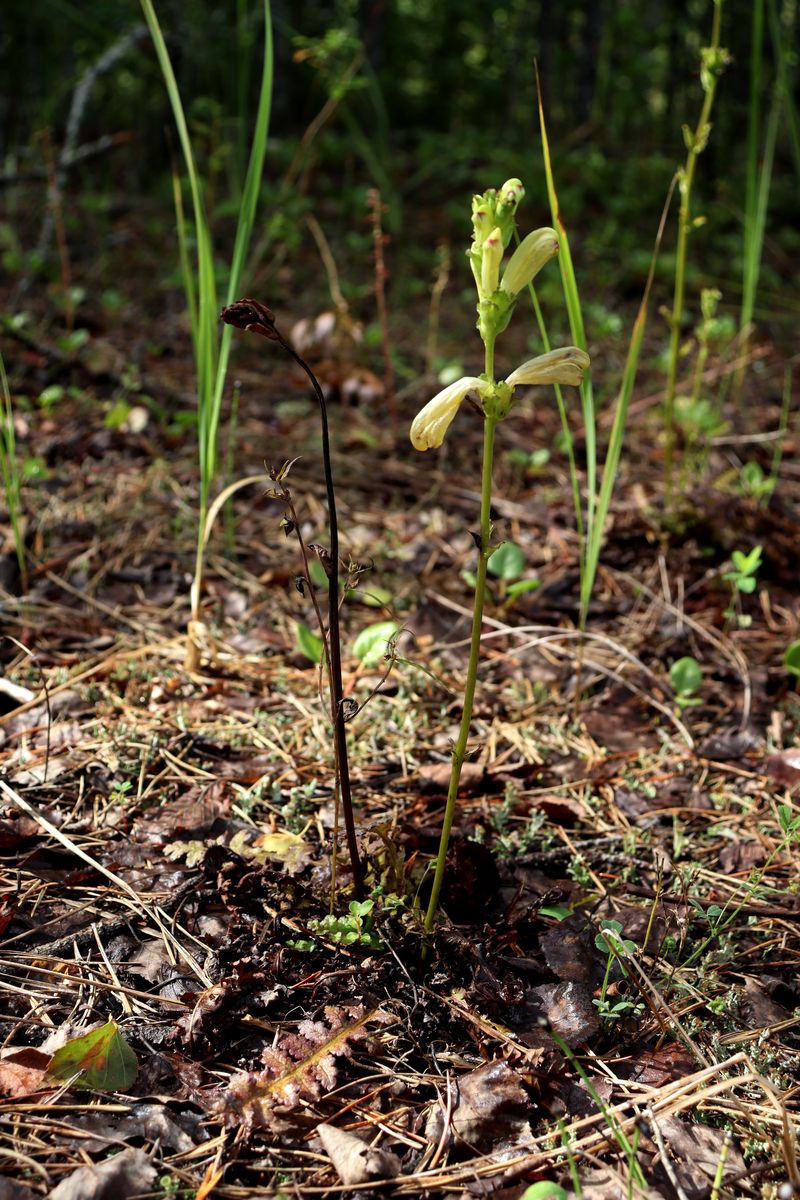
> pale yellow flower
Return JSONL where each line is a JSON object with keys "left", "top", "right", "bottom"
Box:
{"left": 409, "top": 377, "right": 487, "bottom": 451}
{"left": 500, "top": 227, "right": 559, "bottom": 297}
{"left": 506, "top": 347, "right": 590, "bottom": 388}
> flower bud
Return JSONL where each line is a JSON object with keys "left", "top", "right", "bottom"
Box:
{"left": 506, "top": 347, "right": 590, "bottom": 389}
{"left": 497, "top": 178, "right": 525, "bottom": 213}
{"left": 500, "top": 227, "right": 559, "bottom": 297}
{"left": 410, "top": 377, "right": 487, "bottom": 451}
{"left": 480, "top": 227, "right": 503, "bottom": 297}
{"left": 471, "top": 193, "right": 496, "bottom": 247}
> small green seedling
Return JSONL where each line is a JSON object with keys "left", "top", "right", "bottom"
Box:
{"left": 487, "top": 540, "right": 541, "bottom": 601}
{"left": 593, "top": 920, "right": 644, "bottom": 1024}
{"left": 783, "top": 639, "right": 800, "bottom": 686}
{"left": 723, "top": 544, "right": 762, "bottom": 627}
{"left": 507, "top": 446, "right": 550, "bottom": 475}
{"left": 669, "top": 655, "right": 703, "bottom": 708}
{"left": 297, "top": 899, "right": 383, "bottom": 951}
{"left": 739, "top": 461, "right": 773, "bottom": 502}
{"left": 520, "top": 1185, "right": 569, "bottom": 1200}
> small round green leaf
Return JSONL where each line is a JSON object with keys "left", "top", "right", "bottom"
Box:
{"left": 488, "top": 541, "right": 526, "bottom": 581}
{"left": 520, "top": 1184, "right": 569, "bottom": 1200}
{"left": 352, "top": 620, "right": 399, "bottom": 667}
{"left": 669, "top": 656, "right": 703, "bottom": 698}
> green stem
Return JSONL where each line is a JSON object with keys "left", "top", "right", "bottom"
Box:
{"left": 424, "top": 338, "right": 497, "bottom": 936}
{"left": 664, "top": 0, "right": 724, "bottom": 507}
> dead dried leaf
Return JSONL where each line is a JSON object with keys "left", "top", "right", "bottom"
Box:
{"left": 530, "top": 981, "right": 599, "bottom": 1046}
{"left": 698, "top": 726, "right": 763, "bottom": 761}
{"left": 67, "top": 1103, "right": 202, "bottom": 1153}
{"left": 539, "top": 914, "right": 601, "bottom": 986}
{"left": 572, "top": 1167, "right": 667, "bottom": 1199}
{"left": 47, "top": 1148, "right": 157, "bottom": 1200}
{"left": 418, "top": 761, "right": 485, "bottom": 794}
{"left": 653, "top": 1116, "right": 744, "bottom": 1199}
{"left": 425, "top": 1060, "right": 531, "bottom": 1153}
{"left": 0, "top": 1179, "right": 37, "bottom": 1200}
{"left": 718, "top": 839, "right": 766, "bottom": 874}
{"left": 317, "top": 1123, "right": 401, "bottom": 1186}
{"left": 761, "top": 747, "right": 800, "bottom": 787}
{"left": 0, "top": 1048, "right": 50, "bottom": 1098}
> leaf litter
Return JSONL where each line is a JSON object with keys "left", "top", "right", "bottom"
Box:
{"left": 0, "top": 272, "right": 798, "bottom": 1199}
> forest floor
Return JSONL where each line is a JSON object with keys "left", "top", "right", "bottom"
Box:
{"left": 0, "top": 235, "right": 799, "bottom": 1200}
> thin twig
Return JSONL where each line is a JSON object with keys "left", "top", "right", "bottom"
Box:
{"left": 220, "top": 298, "right": 363, "bottom": 897}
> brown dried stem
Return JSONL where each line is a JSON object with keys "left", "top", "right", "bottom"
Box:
{"left": 220, "top": 299, "right": 363, "bottom": 898}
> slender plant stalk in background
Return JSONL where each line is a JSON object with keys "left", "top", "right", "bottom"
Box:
{"left": 410, "top": 182, "right": 590, "bottom": 934}
{"left": 737, "top": 0, "right": 781, "bottom": 402}
{"left": 220, "top": 299, "right": 364, "bottom": 899}
{"left": 535, "top": 88, "right": 670, "bottom": 633}
{"left": 537, "top": 83, "right": 595, "bottom": 618}
{"left": 663, "top": 0, "right": 728, "bottom": 506}
{"left": 0, "top": 352, "right": 26, "bottom": 592}
{"left": 741, "top": 0, "right": 766, "bottom": 348}
{"left": 368, "top": 189, "right": 397, "bottom": 432}
{"left": 769, "top": 0, "right": 800, "bottom": 181}
{"left": 139, "top": 0, "right": 273, "bottom": 670}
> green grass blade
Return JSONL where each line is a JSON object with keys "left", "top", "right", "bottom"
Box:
{"left": 741, "top": 0, "right": 780, "bottom": 341}
{"left": 171, "top": 168, "right": 198, "bottom": 353}
{"left": 586, "top": 184, "right": 675, "bottom": 615}
{"left": 537, "top": 76, "right": 595, "bottom": 622}
{"left": 742, "top": 0, "right": 764, "bottom": 336}
{"left": 211, "top": 1, "right": 274, "bottom": 455}
{"left": 527, "top": 281, "right": 585, "bottom": 552}
{"left": 139, "top": 0, "right": 218, "bottom": 510}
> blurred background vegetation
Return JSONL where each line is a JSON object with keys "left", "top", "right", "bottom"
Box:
{"left": 0, "top": 0, "right": 797, "bottom": 325}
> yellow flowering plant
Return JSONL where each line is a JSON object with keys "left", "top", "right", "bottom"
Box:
{"left": 411, "top": 180, "right": 590, "bottom": 936}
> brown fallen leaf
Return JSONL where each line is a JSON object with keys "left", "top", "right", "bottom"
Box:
{"left": 218, "top": 1006, "right": 388, "bottom": 1135}
{"left": 417, "top": 761, "right": 485, "bottom": 794}
{"left": 740, "top": 976, "right": 791, "bottom": 1028}
{"left": 761, "top": 747, "right": 800, "bottom": 787}
{"left": 0, "top": 1048, "right": 50, "bottom": 1098}
{"left": 47, "top": 1148, "right": 157, "bottom": 1200}
{"left": 539, "top": 914, "right": 602, "bottom": 987}
{"left": 652, "top": 1116, "right": 745, "bottom": 1199}
{"left": 0, "top": 1178, "right": 37, "bottom": 1200}
{"left": 317, "top": 1123, "right": 402, "bottom": 1186}
{"left": 698, "top": 726, "right": 763, "bottom": 761}
{"left": 718, "top": 839, "right": 766, "bottom": 874}
{"left": 424, "top": 1060, "right": 531, "bottom": 1154}
{"left": 572, "top": 1166, "right": 667, "bottom": 1199}
{"left": 530, "top": 980, "right": 600, "bottom": 1046}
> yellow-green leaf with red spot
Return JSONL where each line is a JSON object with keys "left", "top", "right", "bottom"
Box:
{"left": 46, "top": 1019, "right": 138, "bottom": 1092}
